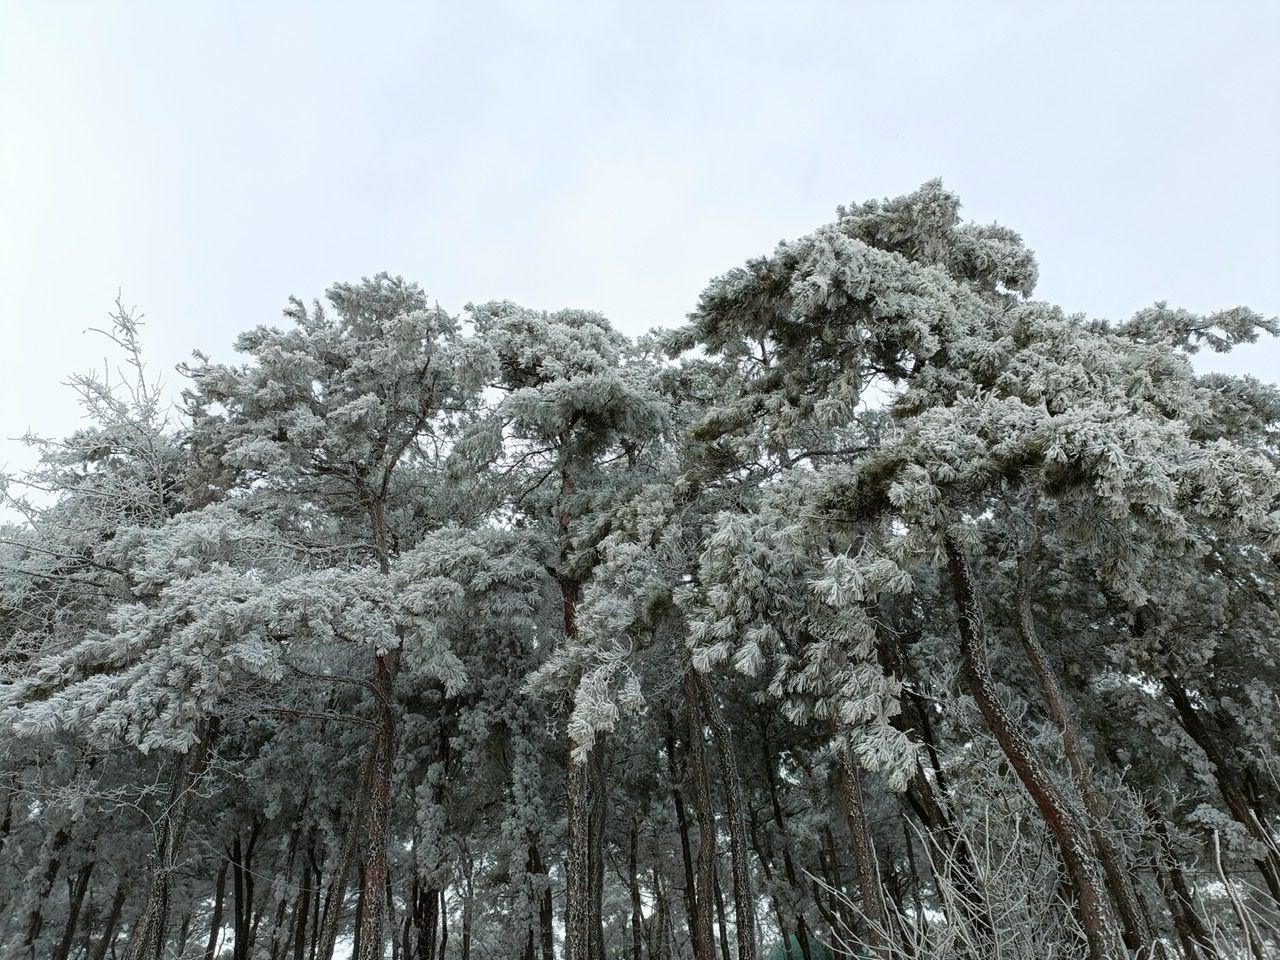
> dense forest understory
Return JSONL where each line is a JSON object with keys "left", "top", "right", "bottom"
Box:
{"left": 2, "top": 182, "right": 1279, "bottom": 960}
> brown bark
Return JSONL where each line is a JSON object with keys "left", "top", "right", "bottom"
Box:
{"left": 1163, "top": 677, "right": 1280, "bottom": 908}
{"left": 123, "top": 715, "right": 221, "bottom": 960}
{"left": 685, "top": 669, "right": 718, "bottom": 960}
{"left": 664, "top": 716, "right": 700, "bottom": 939}
{"left": 833, "top": 740, "right": 890, "bottom": 957}
{"left": 944, "top": 534, "right": 1125, "bottom": 960}
{"left": 356, "top": 647, "right": 401, "bottom": 960}
{"left": 759, "top": 715, "right": 814, "bottom": 960}
{"left": 1013, "top": 549, "right": 1158, "bottom": 955}
{"left": 693, "top": 671, "right": 760, "bottom": 960}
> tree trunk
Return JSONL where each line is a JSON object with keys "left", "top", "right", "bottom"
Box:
{"left": 54, "top": 857, "right": 95, "bottom": 960}
{"left": 292, "top": 853, "right": 313, "bottom": 960}
{"left": 833, "top": 740, "right": 890, "bottom": 957}
{"left": 317, "top": 732, "right": 379, "bottom": 960}
{"left": 944, "top": 534, "right": 1125, "bottom": 960}
{"left": 664, "top": 717, "right": 700, "bottom": 941}
{"left": 1150, "top": 810, "right": 1217, "bottom": 960}
{"left": 356, "top": 648, "right": 401, "bottom": 960}
{"left": 685, "top": 669, "right": 718, "bottom": 960}
{"left": 1163, "top": 677, "right": 1280, "bottom": 907}
{"left": 694, "top": 671, "right": 760, "bottom": 960}
{"left": 1013, "top": 548, "right": 1159, "bottom": 956}
{"left": 124, "top": 715, "right": 221, "bottom": 960}
{"left": 23, "top": 826, "right": 69, "bottom": 955}
{"left": 629, "top": 823, "right": 644, "bottom": 960}
{"left": 461, "top": 864, "right": 474, "bottom": 960}
{"left": 712, "top": 866, "right": 732, "bottom": 960}
{"left": 589, "top": 748, "right": 607, "bottom": 960}
{"left": 526, "top": 842, "right": 555, "bottom": 960}
{"left": 760, "top": 715, "right": 815, "bottom": 960}
{"left": 93, "top": 883, "right": 127, "bottom": 960}
{"left": 565, "top": 743, "right": 595, "bottom": 960}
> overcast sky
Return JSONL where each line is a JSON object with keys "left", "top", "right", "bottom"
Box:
{"left": 2, "top": 1, "right": 1277, "bottom": 480}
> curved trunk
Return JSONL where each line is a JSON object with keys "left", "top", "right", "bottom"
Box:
{"left": 944, "top": 534, "right": 1125, "bottom": 960}
{"left": 1013, "top": 550, "right": 1159, "bottom": 955}
{"left": 1162, "top": 677, "right": 1280, "bottom": 908}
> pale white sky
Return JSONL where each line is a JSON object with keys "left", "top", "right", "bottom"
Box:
{"left": 2, "top": 1, "right": 1277, "bottom": 479}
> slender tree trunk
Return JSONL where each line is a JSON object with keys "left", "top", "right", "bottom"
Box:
{"left": 884, "top": 617, "right": 992, "bottom": 943}
{"left": 461, "top": 863, "right": 474, "bottom": 960}
{"left": 232, "top": 836, "right": 248, "bottom": 960}
{"left": 712, "top": 866, "right": 732, "bottom": 960}
{"left": 1150, "top": 810, "right": 1217, "bottom": 960}
{"left": 309, "top": 855, "right": 323, "bottom": 960}
{"left": 438, "top": 888, "right": 448, "bottom": 959}
{"left": 685, "top": 670, "right": 718, "bottom": 960}
{"left": 352, "top": 867, "right": 367, "bottom": 960}
{"left": 270, "top": 823, "right": 305, "bottom": 960}
{"left": 527, "top": 842, "right": 555, "bottom": 960}
{"left": 317, "top": 705, "right": 380, "bottom": 960}
{"left": 356, "top": 647, "right": 401, "bottom": 960}
{"left": 54, "top": 857, "right": 95, "bottom": 960}
{"left": 630, "top": 823, "right": 645, "bottom": 960}
{"left": 761, "top": 716, "right": 814, "bottom": 960}
{"left": 833, "top": 740, "right": 890, "bottom": 957}
{"left": 93, "top": 883, "right": 127, "bottom": 960}
{"left": 565, "top": 743, "right": 595, "bottom": 960}
{"left": 664, "top": 718, "right": 700, "bottom": 941}
{"left": 652, "top": 868, "right": 673, "bottom": 960}
{"left": 589, "top": 748, "right": 608, "bottom": 960}
{"left": 1013, "top": 548, "right": 1159, "bottom": 955}
{"left": 23, "top": 826, "right": 69, "bottom": 955}
{"left": 292, "top": 853, "right": 313, "bottom": 960}
{"left": 693, "top": 671, "right": 760, "bottom": 960}
{"left": 1163, "top": 677, "right": 1280, "bottom": 907}
{"left": 124, "top": 715, "right": 221, "bottom": 960}
{"left": 177, "top": 912, "right": 194, "bottom": 957}
{"left": 944, "top": 534, "right": 1125, "bottom": 960}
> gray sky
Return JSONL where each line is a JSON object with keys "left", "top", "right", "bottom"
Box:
{"left": 2, "top": 1, "right": 1277, "bottom": 479}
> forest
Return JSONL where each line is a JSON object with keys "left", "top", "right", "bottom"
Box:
{"left": 1, "top": 182, "right": 1278, "bottom": 960}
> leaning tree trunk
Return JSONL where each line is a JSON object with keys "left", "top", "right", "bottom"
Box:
{"left": 944, "top": 534, "right": 1125, "bottom": 960}
{"left": 1013, "top": 548, "right": 1159, "bottom": 956}
{"left": 1162, "top": 676, "right": 1280, "bottom": 908}
{"left": 124, "top": 715, "right": 221, "bottom": 960}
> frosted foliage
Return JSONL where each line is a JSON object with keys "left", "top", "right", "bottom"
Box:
{"left": 1, "top": 185, "right": 1278, "bottom": 960}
